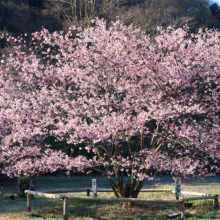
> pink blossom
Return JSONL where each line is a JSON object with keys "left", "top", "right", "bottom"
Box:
{"left": 0, "top": 18, "right": 220, "bottom": 198}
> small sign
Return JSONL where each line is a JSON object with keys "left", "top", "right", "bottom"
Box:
{"left": 175, "top": 177, "right": 181, "bottom": 197}
{"left": 92, "top": 179, "right": 97, "bottom": 193}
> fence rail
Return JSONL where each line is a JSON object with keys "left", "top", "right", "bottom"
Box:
{"left": 65, "top": 195, "right": 180, "bottom": 203}
{"left": 182, "top": 195, "right": 218, "bottom": 201}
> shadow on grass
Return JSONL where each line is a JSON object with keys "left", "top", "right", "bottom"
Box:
{"left": 48, "top": 200, "right": 183, "bottom": 220}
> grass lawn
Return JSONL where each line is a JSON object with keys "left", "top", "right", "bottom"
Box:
{"left": 1, "top": 175, "right": 220, "bottom": 219}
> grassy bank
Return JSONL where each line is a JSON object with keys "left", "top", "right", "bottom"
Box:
{"left": 0, "top": 175, "right": 220, "bottom": 219}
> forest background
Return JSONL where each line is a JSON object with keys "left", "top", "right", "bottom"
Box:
{"left": 0, "top": 0, "right": 220, "bottom": 37}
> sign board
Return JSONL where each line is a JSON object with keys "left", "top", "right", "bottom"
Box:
{"left": 175, "top": 177, "right": 181, "bottom": 197}
{"left": 92, "top": 179, "right": 97, "bottom": 194}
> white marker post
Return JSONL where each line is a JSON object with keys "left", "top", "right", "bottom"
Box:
{"left": 92, "top": 179, "right": 97, "bottom": 197}
{"left": 175, "top": 177, "right": 181, "bottom": 200}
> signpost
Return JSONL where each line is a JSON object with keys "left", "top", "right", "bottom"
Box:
{"left": 175, "top": 177, "right": 181, "bottom": 200}
{"left": 92, "top": 179, "right": 97, "bottom": 197}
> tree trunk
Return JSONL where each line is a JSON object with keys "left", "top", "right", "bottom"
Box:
{"left": 124, "top": 178, "right": 144, "bottom": 206}
{"left": 17, "top": 177, "right": 28, "bottom": 197}
{"left": 29, "top": 175, "right": 35, "bottom": 199}
{"left": 29, "top": 175, "right": 35, "bottom": 190}
{"left": 108, "top": 175, "right": 144, "bottom": 207}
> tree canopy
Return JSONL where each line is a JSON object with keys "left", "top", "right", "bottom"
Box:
{"left": 0, "top": 18, "right": 220, "bottom": 198}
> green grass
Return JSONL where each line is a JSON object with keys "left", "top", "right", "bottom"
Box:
{"left": 1, "top": 175, "right": 220, "bottom": 219}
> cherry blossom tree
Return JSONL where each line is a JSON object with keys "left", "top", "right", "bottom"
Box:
{"left": 0, "top": 18, "right": 220, "bottom": 199}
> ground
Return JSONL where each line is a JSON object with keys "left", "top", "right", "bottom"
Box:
{"left": 1, "top": 175, "right": 220, "bottom": 219}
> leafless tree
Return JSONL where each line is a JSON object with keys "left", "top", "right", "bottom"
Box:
{"left": 109, "top": 0, "right": 220, "bottom": 33}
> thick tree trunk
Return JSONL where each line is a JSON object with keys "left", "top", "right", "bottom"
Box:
{"left": 124, "top": 178, "right": 144, "bottom": 206}
{"left": 106, "top": 142, "right": 146, "bottom": 206}
{"left": 108, "top": 175, "right": 145, "bottom": 207}
{"left": 29, "top": 175, "right": 35, "bottom": 199}
{"left": 29, "top": 175, "right": 35, "bottom": 190}
{"left": 17, "top": 177, "right": 28, "bottom": 197}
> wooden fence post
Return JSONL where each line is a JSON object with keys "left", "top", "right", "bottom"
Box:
{"left": 27, "top": 193, "right": 32, "bottom": 212}
{"left": 63, "top": 197, "right": 68, "bottom": 220}
{"left": 87, "top": 189, "right": 90, "bottom": 197}
{"left": 213, "top": 196, "right": 219, "bottom": 208}
{"left": 180, "top": 200, "right": 185, "bottom": 217}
